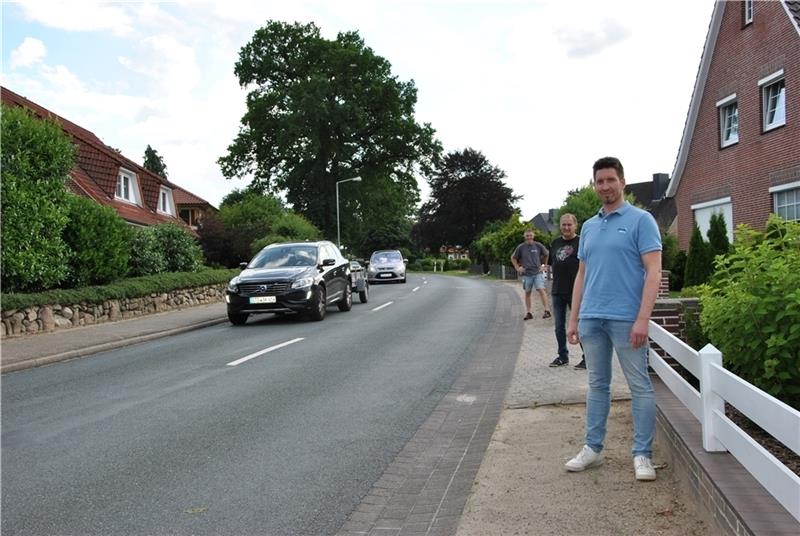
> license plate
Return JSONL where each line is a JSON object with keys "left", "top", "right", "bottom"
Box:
{"left": 379, "top": 273, "right": 392, "bottom": 278}
{"left": 249, "top": 296, "right": 276, "bottom": 304}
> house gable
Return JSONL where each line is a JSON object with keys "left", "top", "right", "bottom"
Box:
{"left": 666, "top": 0, "right": 800, "bottom": 249}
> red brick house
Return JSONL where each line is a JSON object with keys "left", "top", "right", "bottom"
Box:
{"left": 666, "top": 0, "right": 800, "bottom": 250}
{"left": 1, "top": 86, "right": 212, "bottom": 232}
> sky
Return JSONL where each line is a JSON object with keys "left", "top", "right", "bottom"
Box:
{"left": 2, "top": 0, "right": 716, "bottom": 219}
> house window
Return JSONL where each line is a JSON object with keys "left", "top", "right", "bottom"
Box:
{"left": 744, "top": 0, "right": 753, "bottom": 25}
{"left": 716, "top": 94, "right": 738, "bottom": 148}
{"left": 760, "top": 71, "right": 786, "bottom": 132}
{"left": 770, "top": 182, "right": 800, "bottom": 221}
{"left": 115, "top": 169, "right": 140, "bottom": 204}
{"left": 158, "top": 187, "right": 174, "bottom": 215}
{"left": 691, "top": 197, "right": 733, "bottom": 242}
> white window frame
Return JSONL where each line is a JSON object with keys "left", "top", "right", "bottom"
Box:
{"left": 744, "top": 0, "right": 753, "bottom": 25}
{"left": 158, "top": 186, "right": 175, "bottom": 216}
{"left": 691, "top": 197, "right": 733, "bottom": 243}
{"left": 716, "top": 94, "right": 739, "bottom": 148}
{"left": 769, "top": 181, "right": 800, "bottom": 221}
{"left": 759, "top": 70, "right": 786, "bottom": 132}
{"left": 115, "top": 168, "right": 141, "bottom": 205}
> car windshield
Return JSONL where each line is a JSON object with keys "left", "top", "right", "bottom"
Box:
{"left": 371, "top": 251, "right": 402, "bottom": 264}
{"left": 249, "top": 245, "right": 317, "bottom": 268}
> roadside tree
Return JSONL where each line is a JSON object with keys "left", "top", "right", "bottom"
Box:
{"left": 218, "top": 21, "right": 441, "bottom": 243}
{"left": 416, "top": 148, "right": 519, "bottom": 252}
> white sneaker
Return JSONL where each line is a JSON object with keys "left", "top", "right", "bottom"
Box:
{"left": 634, "top": 455, "right": 656, "bottom": 481}
{"left": 565, "top": 445, "right": 603, "bottom": 472}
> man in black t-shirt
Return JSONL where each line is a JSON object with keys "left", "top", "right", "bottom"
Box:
{"left": 547, "top": 213, "right": 585, "bottom": 368}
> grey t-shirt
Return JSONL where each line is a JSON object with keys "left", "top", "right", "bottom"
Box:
{"left": 513, "top": 241, "right": 548, "bottom": 276}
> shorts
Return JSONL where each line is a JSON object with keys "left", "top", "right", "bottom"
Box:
{"left": 522, "top": 273, "right": 545, "bottom": 292}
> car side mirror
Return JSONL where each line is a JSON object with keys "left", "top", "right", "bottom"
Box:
{"left": 239, "top": 262, "right": 248, "bottom": 270}
{"left": 321, "top": 258, "right": 336, "bottom": 267}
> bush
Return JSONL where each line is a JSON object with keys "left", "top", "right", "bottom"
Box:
{"left": 62, "top": 195, "right": 132, "bottom": 287}
{"left": 251, "top": 212, "right": 321, "bottom": 253}
{"left": 128, "top": 227, "right": 168, "bottom": 276}
{"left": 1, "top": 268, "right": 238, "bottom": 311}
{"left": 670, "top": 250, "right": 687, "bottom": 291}
{"left": 684, "top": 223, "right": 713, "bottom": 286}
{"left": 700, "top": 215, "right": 800, "bottom": 409}
{"left": 152, "top": 224, "right": 203, "bottom": 272}
{"left": 707, "top": 212, "right": 731, "bottom": 258}
{"left": 1, "top": 105, "right": 74, "bottom": 292}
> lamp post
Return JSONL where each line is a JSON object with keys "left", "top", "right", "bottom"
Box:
{"left": 336, "top": 176, "right": 362, "bottom": 248}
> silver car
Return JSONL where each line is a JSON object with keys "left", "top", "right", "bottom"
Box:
{"left": 367, "top": 250, "right": 407, "bottom": 283}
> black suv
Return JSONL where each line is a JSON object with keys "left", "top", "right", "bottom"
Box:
{"left": 225, "top": 241, "right": 352, "bottom": 324}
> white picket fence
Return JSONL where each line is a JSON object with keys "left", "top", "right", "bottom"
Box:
{"left": 648, "top": 321, "right": 800, "bottom": 523}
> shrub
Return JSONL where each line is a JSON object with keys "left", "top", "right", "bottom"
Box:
{"left": 707, "top": 212, "right": 731, "bottom": 259}
{"left": 1, "top": 268, "right": 238, "bottom": 311}
{"left": 62, "top": 195, "right": 132, "bottom": 287}
{"left": 128, "top": 227, "right": 168, "bottom": 276}
{"left": 1, "top": 105, "right": 74, "bottom": 291}
{"left": 684, "top": 223, "right": 713, "bottom": 286}
{"left": 670, "top": 250, "right": 687, "bottom": 291}
{"left": 700, "top": 215, "right": 800, "bottom": 409}
{"left": 197, "top": 211, "right": 238, "bottom": 267}
{"left": 251, "top": 212, "right": 321, "bottom": 253}
{"left": 152, "top": 223, "right": 203, "bottom": 272}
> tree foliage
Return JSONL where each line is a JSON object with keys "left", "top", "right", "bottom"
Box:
{"left": 1, "top": 105, "right": 74, "bottom": 292}
{"left": 415, "top": 148, "right": 519, "bottom": 252}
{"left": 700, "top": 215, "right": 800, "bottom": 409}
{"left": 472, "top": 213, "right": 529, "bottom": 264}
{"left": 219, "top": 190, "right": 285, "bottom": 261}
{"left": 218, "top": 21, "right": 441, "bottom": 242}
{"left": 129, "top": 227, "right": 168, "bottom": 276}
{"left": 143, "top": 144, "right": 168, "bottom": 178}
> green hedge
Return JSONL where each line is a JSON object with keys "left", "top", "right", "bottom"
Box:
{"left": 1, "top": 268, "right": 238, "bottom": 311}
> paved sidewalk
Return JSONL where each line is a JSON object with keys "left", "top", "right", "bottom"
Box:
{"left": 0, "top": 302, "right": 227, "bottom": 373}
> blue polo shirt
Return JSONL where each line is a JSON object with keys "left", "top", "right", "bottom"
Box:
{"left": 578, "top": 202, "right": 661, "bottom": 321}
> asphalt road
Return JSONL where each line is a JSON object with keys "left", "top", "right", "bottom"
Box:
{"left": 2, "top": 274, "right": 503, "bottom": 536}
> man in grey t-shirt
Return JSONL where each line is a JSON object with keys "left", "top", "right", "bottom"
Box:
{"left": 510, "top": 228, "right": 550, "bottom": 320}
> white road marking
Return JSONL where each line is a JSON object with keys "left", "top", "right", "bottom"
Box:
{"left": 226, "top": 338, "right": 304, "bottom": 367}
{"left": 371, "top": 301, "right": 394, "bottom": 312}
{"left": 412, "top": 286, "right": 420, "bottom": 292}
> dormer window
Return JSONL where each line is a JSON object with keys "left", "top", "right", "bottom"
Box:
{"left": 115, "top": 168, "right": 141, "bottom": 205}
{"left": 716, "top": 94, "right": 738, "bottom": 148}
{"left": 158, "top": 187, "right": 175, "bottom": 215}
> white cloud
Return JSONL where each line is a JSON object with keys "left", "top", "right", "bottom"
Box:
{"left": 118, "top": 35, "right": 201, "bottom": 98}
{"left": 16, "top": 0, "right": 134, "bottom": 36}
{"left": 10, "top": 37, "right": 47, "bottom": 69}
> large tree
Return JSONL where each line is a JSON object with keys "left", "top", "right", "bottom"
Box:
{"left": 218, "top": 21, "right": 441, "bottom": 245}
{"left": 143, "top": 144, "right": 168, "bottom": 178}
{"left": 415, "top": 148, "right": 519, "bottom": 251}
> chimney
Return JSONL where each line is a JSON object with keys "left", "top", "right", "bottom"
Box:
{"left": 652, "top": 173, "right": 669, "bottom": 200}
{"left": 548, "top": 208, "right": 558, "bottom": 222}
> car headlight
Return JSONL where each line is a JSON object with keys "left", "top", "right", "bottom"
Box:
{"left": 291, "top": 277, "right": 314, "bottom": 289}
{"left": 227, "top": 277, "right": 240, "bottom": 293}
{"left": 368, "top": 265, "right": 377, "bottom": 274}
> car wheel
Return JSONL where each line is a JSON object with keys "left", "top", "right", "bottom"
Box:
{"left": 309, "top": 286, "right": 326, "bottom": 321}
{"left": 359, "top": 283, "right": 369, "bottom": 303}
{"left": 401, "top": 276, "right": 407, "bottom": 284}
{"left": 228, "top": 311, "right": 249, "bottom": 326}
{"left": 338, "top": 283, "right": 352, "bottom": 312}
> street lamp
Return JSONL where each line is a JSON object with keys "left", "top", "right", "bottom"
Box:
{"left": 336, "top": 176, "right": 362, "bottom": 248}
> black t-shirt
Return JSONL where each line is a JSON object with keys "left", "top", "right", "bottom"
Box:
{"left": 548, "top": 236, "right": 580, "bottom": 296}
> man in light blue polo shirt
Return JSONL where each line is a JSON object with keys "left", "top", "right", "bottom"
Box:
{"left": 565, "top": 156, "right": 662, "bottom": 481}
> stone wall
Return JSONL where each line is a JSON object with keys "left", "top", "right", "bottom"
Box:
{"left": 1, "top": 284, "right": 226, "bottom": 338}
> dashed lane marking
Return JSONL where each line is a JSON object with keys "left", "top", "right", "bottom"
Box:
{"left": 371, "top": 301, "right": 394, "bottom": 312}
{"left": 226, "top": 338, "right": 304, "bottom": 367}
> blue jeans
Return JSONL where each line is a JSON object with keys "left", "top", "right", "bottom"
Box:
{"left": 578, "top": 318, "right": 656, "bottom": 458}
{"left": 552, "top": 294, "right": 570, "bottom": 359}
